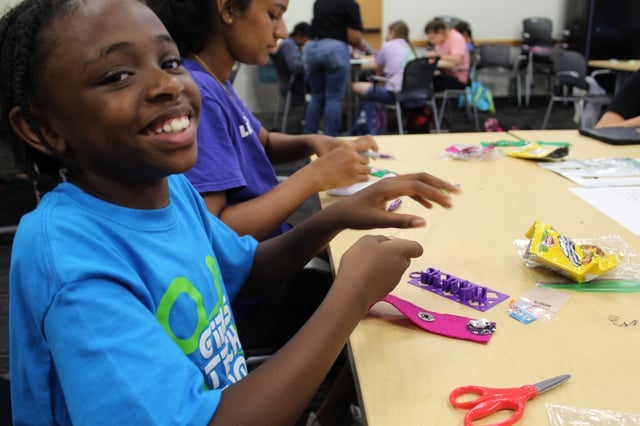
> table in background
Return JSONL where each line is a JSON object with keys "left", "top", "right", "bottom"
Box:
{"left": 588, "top": 59, "right": 640, "bottom": 93}
{"left": 321, "top": 130, "right": 640, "bottom": 425}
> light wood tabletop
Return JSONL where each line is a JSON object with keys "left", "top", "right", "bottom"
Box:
{"left": 588, "top": 59, "right": 640, "bottom": 73}
{"left": 321, "top": 130, "right": 640, "bottom": 426}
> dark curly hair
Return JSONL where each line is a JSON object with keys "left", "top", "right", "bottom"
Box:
{"left": 0, "top": 0, "right": 79, "bottom": 194}
{"left": 147, "top": 0, "right": 252, "bottom": 57}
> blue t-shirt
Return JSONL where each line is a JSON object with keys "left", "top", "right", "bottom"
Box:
{"left": 9, "top": 174, "right": 258, "bottom": 425}
{"left": 183, "top": 59, "right": 291, "bottom": 237}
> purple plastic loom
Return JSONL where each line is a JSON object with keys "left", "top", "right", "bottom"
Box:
{"left": 407, "top": 267, "right": 509, "bottom": 312}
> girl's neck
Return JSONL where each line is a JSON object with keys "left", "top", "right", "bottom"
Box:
{"left": 193, "top": 44, "right": 235, "bottom": 82}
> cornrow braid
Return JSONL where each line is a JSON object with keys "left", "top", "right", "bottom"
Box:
{"left": 0, "top": 0, "right": 77, "bottom": 195}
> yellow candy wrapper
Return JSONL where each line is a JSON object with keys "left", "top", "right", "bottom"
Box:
{"left": 503, "top": 143, "right": 568, "bottom": 161}
{"left": 523, "top": 221, "right": 619, "bottom": 283}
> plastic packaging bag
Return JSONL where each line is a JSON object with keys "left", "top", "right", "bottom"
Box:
{"left": 547, "top": 403, "right": 640, "bottom": 425}
{"left": 522, "top": 221, "right": 619, "bottom": 283}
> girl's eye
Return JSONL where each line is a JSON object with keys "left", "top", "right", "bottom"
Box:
{"left": 269, "top": 10, "right": 282, "bottom": 21}
{"left": 100, "top": 70, "right": 134, "bottom": 85}
{"left": 162, "top": 57, "right": 182, "bottom": 70}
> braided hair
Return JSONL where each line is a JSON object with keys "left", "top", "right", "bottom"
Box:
{"left": 0, "top": 0, "right": 79, "bottom": 194}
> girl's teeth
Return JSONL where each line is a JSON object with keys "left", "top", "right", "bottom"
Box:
{"left": 155, "top": 117, "right": 188, "bottom": 134}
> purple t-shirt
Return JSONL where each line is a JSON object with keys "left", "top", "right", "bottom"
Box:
{"left": 184, "top": 59, "right": 291, "bottom": 237}
{"left": 377, "top": 38, "right": 415, "bottom": 91}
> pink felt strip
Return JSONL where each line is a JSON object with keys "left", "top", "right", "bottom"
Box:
{"left": 373, "top": 294, "right": 495, "bottom": 344}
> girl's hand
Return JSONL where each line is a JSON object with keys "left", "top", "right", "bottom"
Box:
{"left": 309, "top": 134, "right": 379, "bottom": 158}
{"left": 336, "top": 234, "right": 423, "bottom": 306}
{"left": 305, "top": 144, "right": 371, "bottom": 191}
{"left": 329, "top": 172, "right": 460, "bottom": 230}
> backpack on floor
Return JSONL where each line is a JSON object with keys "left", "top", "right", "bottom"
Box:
{"left": 405, "top": 106, "right": 435, "bottom": 133}
{"left": 458, "top": 81, "right": 495, "bottom": 113}
{"left": 351, "top": 103, "right": 389, "bottom": 135}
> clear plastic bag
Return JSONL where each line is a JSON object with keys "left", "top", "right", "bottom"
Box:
{"left": 513, "top": 234, "right": 640, "bottom": 291}
{"left": 547, "top": 403, "right": 640, "bottom": 425}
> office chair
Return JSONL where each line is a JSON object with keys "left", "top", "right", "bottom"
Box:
{"left": 474, "top": 43, "right": 522, "bottom": 106}
{"left": 437, "top": 15, "right": 464, "bottom": 30}
{"left": 364, "top": 57, "right": 442, "bottom": 134}
{"left": 0, "top": 147, "right": 37, "bottom": 237}
{"left": 541, "top": 49, "right": 613, "bottom": 129}
{"left": 395, "top": 57, "right": 442, "bottom": 133}
{"left": 521, "top": 17, "right": 556, "bottom": 107}
{"left": 437, "top": 55, "right": 480, "bottom": 131}
{"left": 269, "top": 52, "right": 297, "bottom": 133}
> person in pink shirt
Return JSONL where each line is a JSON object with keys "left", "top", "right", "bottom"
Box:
{"left": 424, "top": 17, "right": 470, "bottom": 92}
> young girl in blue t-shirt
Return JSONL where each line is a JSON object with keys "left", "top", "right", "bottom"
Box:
{"left": 1, "top": 0, "right": 459, "bottom": 424}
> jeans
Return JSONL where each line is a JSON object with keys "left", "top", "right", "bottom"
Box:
{"left": 303, "top": 39, "right": 351, "bottom": 136}
{"left": 353, "top": 85, "right": 397, "bottom": 135}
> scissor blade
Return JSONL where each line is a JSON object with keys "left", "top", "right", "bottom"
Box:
{"left": 534, "top": 374, "right": 571, "bottom": 394}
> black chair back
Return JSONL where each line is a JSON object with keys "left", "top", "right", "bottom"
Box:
{"left": 396, "top": 57, "right": 439, "bottom": 108}
{"left": 522, "top": 17, "right": 554, "bottom": 48}
{"left": 269, "top": 52, "right": 294, "bottom": 94}
{"left": 476, "top": 43, "right": 513, "bottom": 69}
{"left": 551, "top": 49, "right": 588, "bottom": 90}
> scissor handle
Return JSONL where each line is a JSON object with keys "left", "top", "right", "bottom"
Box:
{"left": 450, "top": 385, "right": 538, "bottom": 426}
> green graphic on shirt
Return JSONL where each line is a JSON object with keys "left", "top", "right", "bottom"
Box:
{"left": 156, "top": 255, "right": 225, "bottom": 354}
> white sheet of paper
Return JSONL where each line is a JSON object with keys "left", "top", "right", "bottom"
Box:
{"left": 570, "top": 186, "right": 640, "bottom": 235}
{"left": 326, "top": 180, "right": 376, "bottom": 196}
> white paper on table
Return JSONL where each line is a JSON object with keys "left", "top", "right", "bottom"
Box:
{"left": 570, "top": 186, "right": 640, "bottom": 235}
{"left": 539, "top": 158, "right": 640, "bottom": 187}
{"left": 327, "top": 180, "right": 376, "bottom": 196}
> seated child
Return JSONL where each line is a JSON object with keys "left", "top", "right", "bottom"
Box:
{"left": 1, "top": 1, "right": 459, "bottom": 424}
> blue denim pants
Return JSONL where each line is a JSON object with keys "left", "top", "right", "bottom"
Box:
{"left": 303, "top": 39, "right": 351, "bottom": 136}
{"left": 352, "top": 85, "right": 397, "bottom": 135}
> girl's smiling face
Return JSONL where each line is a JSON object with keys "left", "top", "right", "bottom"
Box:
{"left": 31, "top": 0, "right": 201, "bottom": 194}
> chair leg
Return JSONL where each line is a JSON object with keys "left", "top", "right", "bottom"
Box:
{"left": 438, "top": 92, "right": 449, "bottom": 128}
{"left": 472, "top": 105, "right": 479, "bottom": 131}
{"left": 431, "top": 99, "right": 441, "bottom": 133}
{"left": 541, "top": 97, "right": 555, "bottom": 129}
{"left": 516, "top": 73, "right": 522, "bottom": 108}
{"left": 395, "top": 102, "right": 404, "bottom": 135}
{"left": 281, "top": 90, "right": 292, "bottom": 133}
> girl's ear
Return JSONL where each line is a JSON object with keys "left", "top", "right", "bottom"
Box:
{"left": 216, "top": 0, "right": 235, "bottom": 24}
{"left": 8, "top": 106, "right": 67, "bottom": 156}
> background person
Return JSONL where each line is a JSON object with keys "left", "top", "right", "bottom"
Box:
{"left": 303, "top": 0, "right": 366, "bottom": 136}
{"left": 595, "top": 69, "right": 640, "bottom": 128}
{"left": 277, "top": 21, "right": 311, "bottom": 106}
{"left": 351, "top": 20, "right": 416, "bottom": 135}
{"left": 454, "top": 20, "right": 475, "bottom": 53}
{"left": 424, "top": 17, "right": 470, "bottom": 92}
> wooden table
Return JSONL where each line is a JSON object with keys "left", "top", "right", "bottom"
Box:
{"left": 588, "top": 59, "right": 640, "bottom": 73}
{"left": 588, "top": 59, "right": 640, "bottom": 93}
{"left": 321, "top": 130, "right": 640, "bottom": 425}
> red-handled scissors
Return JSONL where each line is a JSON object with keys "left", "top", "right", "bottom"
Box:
{"left": 449, "top": 374, "right": 571, "bottom": 426}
